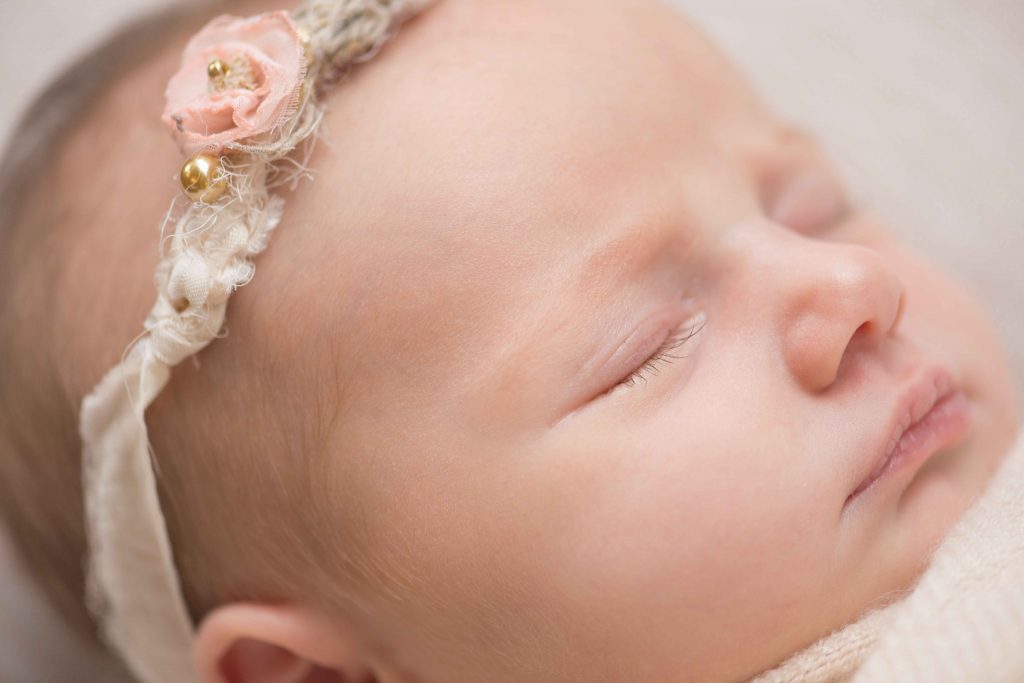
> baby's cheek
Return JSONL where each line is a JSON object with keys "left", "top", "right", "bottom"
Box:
{"left": 531, "top": 415, "right": 842, "bottom": 677}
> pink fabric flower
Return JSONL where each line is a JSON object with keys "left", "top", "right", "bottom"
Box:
{"left": 162, "top": 11, "right": 307, "bottom": 155}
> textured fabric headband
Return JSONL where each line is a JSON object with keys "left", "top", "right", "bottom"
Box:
{"left": 77, "top": 2, "right": 431, "bottom": 681}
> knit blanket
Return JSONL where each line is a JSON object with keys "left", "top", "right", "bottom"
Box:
{"left": 752, "top": 427, "right": 1024, "bottom": 682}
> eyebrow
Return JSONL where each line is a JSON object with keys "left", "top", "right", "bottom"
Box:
{"left": 565, "top": 209, "right": 700, "bottom": 317}
{"left": 570, "top": 220, "right": 693, "bottom": 300}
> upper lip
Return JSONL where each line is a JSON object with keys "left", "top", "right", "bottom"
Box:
{"left": 849, "top": 364, "right": 958, "bottom": 500}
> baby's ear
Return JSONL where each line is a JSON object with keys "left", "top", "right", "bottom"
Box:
{"left": 193, "top": 602, "right": 374, "bottom": 683}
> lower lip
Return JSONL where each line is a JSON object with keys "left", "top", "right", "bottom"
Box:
{"left": 849, "top": 390, "right": 973, "bottom": 500}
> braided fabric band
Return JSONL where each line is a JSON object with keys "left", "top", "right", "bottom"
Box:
{"left": 77, "top": 2, "right": 429, "bottom": 681}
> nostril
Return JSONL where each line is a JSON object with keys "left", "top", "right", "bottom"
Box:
{"left": 835, "top": 320, "right": 876, "bottom": 381}
{"left": 891, "top": 288, "right": 907, "bottom": 333}
{"left": 848, "top": 319, "right": 884, "bottom": 355}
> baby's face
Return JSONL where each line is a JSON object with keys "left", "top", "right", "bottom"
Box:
{"left": 244, "top": 0, "right": 1020, "bottom": 679}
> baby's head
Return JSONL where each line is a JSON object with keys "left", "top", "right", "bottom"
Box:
{"left": 1, "top": 0, "right": 1020, "bottom": 680}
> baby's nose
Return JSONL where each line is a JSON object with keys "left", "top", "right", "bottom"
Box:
{"left": 720, "top": 220, "right": 906, "bottom": 392}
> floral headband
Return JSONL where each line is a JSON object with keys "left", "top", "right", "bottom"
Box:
{"left": 77, "top": 2, "right": 431, "bottom": 681}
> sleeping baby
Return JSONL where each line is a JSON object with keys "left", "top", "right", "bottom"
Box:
{"left": 0, "top": 0, "right": 1020, "bottom": 681}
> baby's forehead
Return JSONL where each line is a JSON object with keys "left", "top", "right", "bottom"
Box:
{"left": 256, "top": 0, "right": 776, "bottom": 425}
{"left": 293, "top": 0, "right": 769, "bottom": 265}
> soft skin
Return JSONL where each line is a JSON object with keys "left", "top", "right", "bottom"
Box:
{"left": 86, "top": 0, "right": 1019, "bottom": 680}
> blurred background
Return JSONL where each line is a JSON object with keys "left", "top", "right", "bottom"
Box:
{"left": 1, "top": 1, "right": 1023, "bottom": 680}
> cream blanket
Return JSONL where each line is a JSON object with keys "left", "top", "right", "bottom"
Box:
{"left": 754, "top": 427, "right": 1024, "bottom": 682}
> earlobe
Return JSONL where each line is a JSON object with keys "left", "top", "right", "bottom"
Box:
{"left": 193, "top": 602, "right": 372, "bottom": 683}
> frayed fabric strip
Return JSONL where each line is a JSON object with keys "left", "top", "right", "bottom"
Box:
{"left": 80, "top": 341, "right": 198, "bottom": 683}
{"left": 80, "top": 165, "right": 284, "bottom": 683}
{"left": 77, "top": 2, "right": 435, "bottom": 682}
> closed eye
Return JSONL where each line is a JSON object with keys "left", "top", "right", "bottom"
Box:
{"left": 614, "top": 314, "right": 706, "bottom": 392}
{"left": 770, "top": 170, "right": 852, "bottom": 234}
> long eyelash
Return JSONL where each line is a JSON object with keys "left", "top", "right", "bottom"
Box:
{"left": 619, "top": 316, "right": 707, "bottom": 389}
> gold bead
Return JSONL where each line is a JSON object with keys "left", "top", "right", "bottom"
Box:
{"left": 179, "top": 153, "right": 228, "bottom": 203}
{"left": 206, "top": 58, "right": 229, "bottom": 81}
